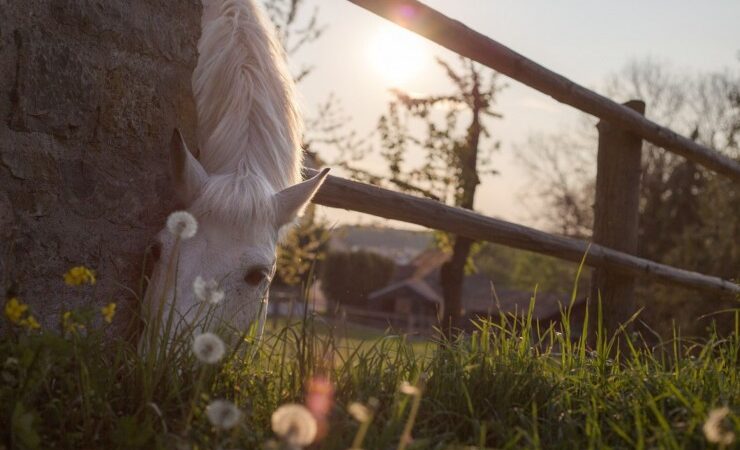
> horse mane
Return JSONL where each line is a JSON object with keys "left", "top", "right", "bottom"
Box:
{"left": 193, "top": 0, "right": 303, "bottom": 192}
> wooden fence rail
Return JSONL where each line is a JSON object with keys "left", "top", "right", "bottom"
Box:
{"left": 347, "top": 0, "right": 740, "bottom": 182}
{"left": 307, "top": 169, "right": 740, "bottom": 296}
{"left": 304, "top": 1, "right": 739, "bottom": 323}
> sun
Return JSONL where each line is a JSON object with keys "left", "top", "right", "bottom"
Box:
{"left": 367, "top": 24, "right": 429, "bottom": 87}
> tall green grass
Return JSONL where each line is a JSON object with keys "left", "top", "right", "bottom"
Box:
{"left": 1, "top": 296, "right": 738, "bottom": 449}
{"left": 2, "top": 234, "right": 738, "bottom": 448}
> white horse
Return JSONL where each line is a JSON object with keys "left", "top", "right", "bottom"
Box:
{"left": 143, "top": 0, "right": 328, "bottom": 339}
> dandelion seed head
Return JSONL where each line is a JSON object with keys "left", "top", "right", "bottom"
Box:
{"left": 192, "top": 332, "right": 226, "bottom": 364}
{"left": 399, "top": 381, "right": 420, "bottom": 396}
{"left": 193, "top": 276, "right": 225, "bottom": 305}
{"left": 348, "top": 402, "right": 371, "bottom": 423}
{"left": 205, "top": 399, "right": 242, "bottom": 430}
{"left": 703, "top": 407, "right": 735, "bottom": 445}
{"left": 166, "top": 211, "right": 198, "bottom": 239}
{"left": 4, "top": 357, "right": 19, "bottom": 367}
{"left": 271, "top": 403, "right": 317, "bottom": 447}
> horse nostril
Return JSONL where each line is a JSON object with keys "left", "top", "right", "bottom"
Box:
{"left": 244, "top": 268, "right": 267, "bottom": 286}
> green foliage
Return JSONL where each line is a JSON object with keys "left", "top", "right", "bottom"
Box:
{"left": 475, "top": 243, "right": 591, "bottom": 295}
{"left": 638, "top": 173, "right": 740, "bottom": 337}
{"left": 275, "top": 207, "right": 331, "bottom": 287}
{"left": 319, "top": 250, "right": 395, "bottom": 307}
{"left": 663, "top": 175, "right": 739, "bottom": 280}
{"left": 11, "top": 402, "right": 40, "bottom": 449}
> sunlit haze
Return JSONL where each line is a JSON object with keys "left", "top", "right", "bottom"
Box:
{"left": 367, "top": 23, "right": 431, "bottom": 87}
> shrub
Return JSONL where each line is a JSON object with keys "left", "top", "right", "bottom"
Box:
{"left": 320, "top": 250, "right": 395, "bottom": 308}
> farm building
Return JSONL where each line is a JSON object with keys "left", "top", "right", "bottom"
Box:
{"left": 365, "top": 250, "right": 587, "bottom": 332}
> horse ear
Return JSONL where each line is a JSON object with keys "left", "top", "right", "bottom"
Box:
{"left": 170, "top": 128, "right": 208, "bottom": 204}
{"left": 274, "top": 168, "right": 330, "bottom": 227}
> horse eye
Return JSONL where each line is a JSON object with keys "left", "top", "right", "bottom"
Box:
{"left": 244, "top": 268, "right": 267, "bottom": 286}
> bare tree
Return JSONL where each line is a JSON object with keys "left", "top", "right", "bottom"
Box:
{"left": 518, "top": 58, "right": 738, "bottom": 238}
{"left": 516, "top": 132, "right": 595, "bottom": 238}
{"left": 263, "top": 0, "right": 326, "bottom": 82}
{"left": 356, "top": 57, "right": 507, "bottom": 332}
{"left": 516, "top": 58, "right": 740, "bottom": 335}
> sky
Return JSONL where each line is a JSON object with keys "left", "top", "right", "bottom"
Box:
{"left": 286, "top": 0, "right": 740, "bottom": 230}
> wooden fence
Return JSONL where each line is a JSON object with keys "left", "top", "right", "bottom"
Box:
{"left": 307, "top": 0, "right": 740, "bottom": 324}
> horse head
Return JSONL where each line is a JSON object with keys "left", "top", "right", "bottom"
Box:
{"left": 142, "top": 0, "right": 327, "bottom": 343}
{"left": 143, "top": 130, "right": 328, "bottom": 340}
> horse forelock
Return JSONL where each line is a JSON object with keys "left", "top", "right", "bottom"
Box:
{"left": 193, "top": 0, "right": 303, "bottom": 191}
{"left": 189, "top": 170, "right": 277, "bottom": 234}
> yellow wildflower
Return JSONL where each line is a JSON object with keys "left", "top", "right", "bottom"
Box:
{"left": 62, "top": 311, "right": 73, "bottom": 331}
{"left": 101, "top": 303, "right": 116, "bottom": 324}
{"left": 62, "top": 311, "right": 85, "bottom": 334}
{"left": 4, "top": 298, "right": 40, "bottom": 331}
{"left": 63, "top": 266, "right": 96, "bottom": 286}
{"left": 19, "top": 315, "right": 41, "bottom": 331}
{"left": 4, "top": 298, "right": 28, "bottom": 324}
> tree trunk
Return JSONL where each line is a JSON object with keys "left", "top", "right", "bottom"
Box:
{"left": 440, "top": 66, "right": 483, "bottom": 334}
{"left": 440, "top": 236, "right": 474, "bottom": 331}
{"left": 0, "top": 2, "right": 200, "bottom": 332}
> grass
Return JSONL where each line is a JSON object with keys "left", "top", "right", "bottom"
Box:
{"left": 1, "top": 294, "right": 739, "bottom": 449}
{"left": 266, "top": 316, "right": 433, "bottom": 357}
{"left": 1, "top": 233, "right": 737, "bottom": 449}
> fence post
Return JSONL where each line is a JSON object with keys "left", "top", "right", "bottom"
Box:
{"left": 590, "top": 100, "right": 645, "bottom": 336}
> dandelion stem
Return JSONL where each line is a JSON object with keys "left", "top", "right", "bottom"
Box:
{"left": 183, "top": 365, "right": 208, "bottom": 434}
{"left": 351, "top": 415, "right": 374, "bottom": 450}
{"left": 397, "top": 390, "right": 422, "bottom": 450}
